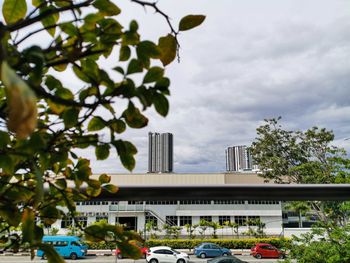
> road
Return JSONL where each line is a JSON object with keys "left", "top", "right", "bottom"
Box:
{"left": 0, "top": 255, "right": 287, "bottom": 263}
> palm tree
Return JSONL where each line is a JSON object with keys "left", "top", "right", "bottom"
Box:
{"left": 284, "top": 201, "right": 311, "bottom": 228}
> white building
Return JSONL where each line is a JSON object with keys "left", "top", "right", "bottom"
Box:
{"left": 51, "top": 173, "right": 285, "bottom": 237}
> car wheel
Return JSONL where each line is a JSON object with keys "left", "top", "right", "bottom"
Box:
{"left": 200, "top": 253, "right": 206, "bottom": 258}
{"left": 278, "top": 254, "right": 284, "bottom": 259}
{"left": 70, "top": 253, "right": 78, "bottom": 260}
{"left": 256, "top": 253, "right": 262, "bottom": 259}
{"left": 142, "top": 253, "right": 146, "bottom": 259}
{"left": 177, "top": 259, "right": 185, "bottom": 263}
{"left": 222, "top": 253, "right": 229, "bottom": 257}
{"left": 117, "top": 253, "right": 123, "bottom": 259}
{"left": 150, "top": 258, "right": 158, "bottom": 263}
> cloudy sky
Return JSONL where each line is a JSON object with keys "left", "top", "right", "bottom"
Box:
{"left": 4, "top": 0, "right": 350, "bottom": 174}
{"left": 93, "top": 0, "right": 350, "bottom": 174}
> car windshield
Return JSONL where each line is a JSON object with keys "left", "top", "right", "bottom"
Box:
{"left": 172, "top": 249, "right": 181, "bottom": 254}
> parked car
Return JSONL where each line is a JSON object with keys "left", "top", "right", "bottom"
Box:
{"left": 146, "top": 246, "right": 190, "bottom": 263}
{"left": 207, "top": 255, "right": 248, "bottom": 263}
{"left": 115, "top": 242, "right": 149, "bottom": 259}
{"left": 36, "top": 236, "right": 87, "bottom": 260}
{"left": 251, "top": 243, "right": 285, "bottom": 259}
{"left": 194, "top": 242, "right": 232, "bottom": 258}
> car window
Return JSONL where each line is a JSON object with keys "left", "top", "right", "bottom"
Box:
{"left": 212, "top": 244, "right": 220, "bottom": 249}
{"left": 259, "top": 245, "right": 269, "bottom": 249}
{"left": 71, "top": 241, "right": 79, "bottom": 246}
{"left": 154, "top": 249, "right": 165, "bottom": 254}
{"left": 172, "top": 249, "right": 181, "bottom": 254}
{"left": 164, "top": 249, "right": 174, "bottom": 255}
{"left": 267, "top": 246, "right": 276, "bottom": 250}
{"left": 203, "top": 244, "right": 211, "bottom": 249}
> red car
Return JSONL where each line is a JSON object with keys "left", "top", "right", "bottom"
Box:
{"left": 251, "top": 243, "right": 285, "bottom": 259}
{"left": 115, "top": 242, "right": 149, "bottom": 259}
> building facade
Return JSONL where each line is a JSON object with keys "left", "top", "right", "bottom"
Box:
{"left": 50, "top": 173, "right": 287, "bottom": 237}
{"left": 148, "top": 132, "right": 173, "bottom": 173}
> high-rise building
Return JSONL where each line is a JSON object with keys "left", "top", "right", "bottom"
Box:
{"left": 226, "top": 145, "right": 254, "bottom": 172}
{"left": 148, "top": 132, "right": 173, "bottom": 173}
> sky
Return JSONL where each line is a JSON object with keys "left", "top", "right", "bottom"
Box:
{"left": 3, "top": 0, "right": 350, "bottom": 174}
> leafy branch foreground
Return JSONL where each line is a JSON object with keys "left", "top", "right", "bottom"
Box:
{"left": 0, "top": 0, "right": 205, "bottom": 261}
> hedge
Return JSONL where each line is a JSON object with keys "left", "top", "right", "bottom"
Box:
{"left": 84, "top": 238, "right": 291, "bottom": 250}
{"left": 144, "top": 238, "right": 290, "bottom": 249}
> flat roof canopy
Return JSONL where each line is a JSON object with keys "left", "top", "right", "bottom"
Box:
{"left": 91, "top": 184, "right": 350, "bottom": 201}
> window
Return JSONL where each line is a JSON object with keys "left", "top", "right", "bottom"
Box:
{"left": 248, "top": 216, "right": 260, "bottom": 225}
{"left": 248, "top": 200, "right": 279, "bottom": 205}
{"left": 179, "top": 200, "right": 211, "bottom": 205}
{"left": 214, "top": 200, "right": 244, "bottom": 204}
{"left": 96, "top": 216, "right": 108, "bottom": 222}
{"left": 219, "top": 216, "right": 231, "bottom": 225}
{"left": 200, "top": 216, "right": 212, "bottom": 222}
{"left": 76, "top": 216, "right": 87, "bottom": 227}
{"left": 234, "top": 216, "right": 246, "bottom": 226}
{"left": 166, "top": 216, "right": 178, "bottom": 226}
{"left": 71, "top": 241, "right": 79, "bottom": 246}
{"left": 128, "top": 201, "right": 143, "bottom": 204}
{"left": 179, "top": 216, "right": 192, "bottom": 226}
{"left": 61, "top": 217, "right": 73, "bottom": 228}
{"left": 145, "top": 213, "right": 158, "bottom": 225}
{"left": 145, "top": 200, "right": 177, "bottom": 205}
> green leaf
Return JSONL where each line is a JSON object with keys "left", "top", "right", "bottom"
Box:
{"left": 22, "top": 208, "right": 35, "bottom": 243}
{"left": 95, "top": 144, "right": 110, "bottom": 160}
{"left": 155, "top": 77, "right": 171, "bottom": 91}
{"left": 179, "top": 15, "right": 206, "bottom": 31}
{"left": 143, "top": 67, "right": 164, "bottom": 84}
{"left": 40, "top": 6, "right": 59, "bottom": 37}
{"left": 104, "top": 184, "right": 119, "bottom": 194}
{"left": 137, "top": 41, "right": 162, "bottom": 59}
{"left": 0, "top": 131, "right": 10, "bottom": 149}
{"left": 2, "top": 0, "right": 27, "bottom": 24}
{"left": 120, "top": 154, "right": 135, "bottom": 171}
{"left": 158, "top": 34, "right": 177, "bottom": 66}
{"left": 0, "top": 206, "right": 21, "bottom": 227}
{"left": 113, "top": 66, "right": 125, "bottom": 75}
{"left": 110, "top": 119, "right": 126, "bottom": 134}
{"left": 99, "top": 173, "right": 111, "bottom": 184}
{"left": 62, "top": 108, "right": 79, "bottom": 128}
{"left": 119, "top": 46, "right": 131, "bottom": 61}
{"left": 86, "top": 186, "right": 101, "bottom": 197}
{"left": 88, "top": 179, "right": 101, "bottom": 188}
{"left": 37, "top": 243, "right": 65, "bottom": 263}
{"left": 121, "top": 32, "right": 140, "bottom": 46}
{"left": 127, "top": 59, "right": 143, "bottom": 75}
{"left": 122, "top": 103, "right": 148, "bottom": 129}
{"left": 154, "top": 93, "right": 169, "bottom": 117}
{"left": 88, "top": 117, "right": 105, "bottom": 131}
{"left": 0, "top": 155, "right": 13, "bottom": 174}
{"left": 93, "top": 0, "right": 121, "bottom": 16}
{"left": 129, "top": 20, "right": 138, "bottom": 32}
{"left": 73, "top": 66, "right": 90, "bottom": 83}
{"left": 59, "top": 22, "right": 79, "bottom": 37}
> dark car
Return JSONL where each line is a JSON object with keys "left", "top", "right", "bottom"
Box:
{"left": 207, "top": 255, "right": 248, "bottom": 263}
{"left": 194, "top": 242, "right": 231, "bottom": 258}
{"left": 251, "top": 243, "right": 285, "bottom": 259}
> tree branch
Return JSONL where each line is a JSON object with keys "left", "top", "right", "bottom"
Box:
{"left": 6, "top": 0, "right": 93, "bottom": 32}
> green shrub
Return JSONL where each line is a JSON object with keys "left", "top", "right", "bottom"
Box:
{"left": 144, "top": 238, "right": 291, "bottom": 249}
{"left": 83, "top": 238, "right": 290, "bottom": 250}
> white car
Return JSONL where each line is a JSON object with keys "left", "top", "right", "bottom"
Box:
{"left": 146, "top": 246, "right": 190, "bottom": 263}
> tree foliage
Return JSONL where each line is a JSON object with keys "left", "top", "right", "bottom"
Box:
{"left": 251, "top": 118, "right": 350, "bottom": 262}
{"left": 250, "top": 117, "right": 350, "bottom": 184}
{"left": 0, "top": 0, "right": 204, "bottom": 261}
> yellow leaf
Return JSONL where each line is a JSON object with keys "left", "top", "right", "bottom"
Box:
{"left": 1, "top": 62, "right": 37, "bottom": 138}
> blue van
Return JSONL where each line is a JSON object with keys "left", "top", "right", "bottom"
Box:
{"left": 37, "top": 236, "right": 88, "bottom": 260}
